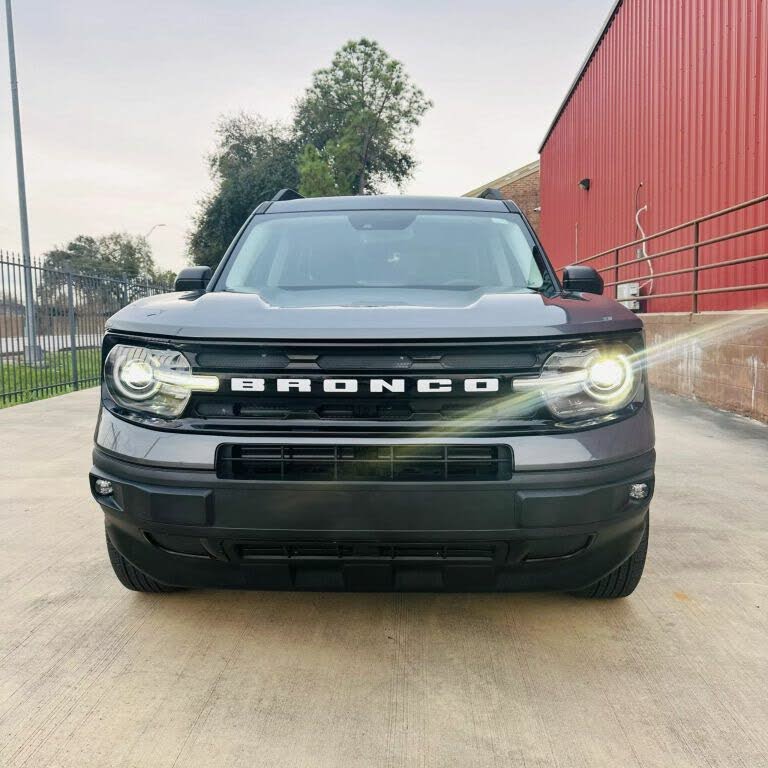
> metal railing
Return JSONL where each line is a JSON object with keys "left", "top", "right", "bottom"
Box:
{"left": 577, "top": 193, "right": 768, "bottom": 312}
{"left": 0, "top": 251, "right": 171, "bottom": 407}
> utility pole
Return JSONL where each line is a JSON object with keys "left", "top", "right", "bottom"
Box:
{"left": 5, "top": 0, "right": 43, "bottom": 363}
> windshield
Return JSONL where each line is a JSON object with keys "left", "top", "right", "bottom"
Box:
{"left": 218, "top": 210, "right": 552, "bottom": 294}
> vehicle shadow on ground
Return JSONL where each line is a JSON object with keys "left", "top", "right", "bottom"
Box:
{"left": 128, "top": 587, "right": 639, "bottom": 650}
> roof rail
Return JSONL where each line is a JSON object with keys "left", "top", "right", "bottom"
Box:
{"left": 272, "top": 188, "right": 304, "bottom": 202}
{"left": 478, "top": 187, "right": 505, "bottom": 200}
{"left": 477, "top": 188, "right": 522, "bottom": 215}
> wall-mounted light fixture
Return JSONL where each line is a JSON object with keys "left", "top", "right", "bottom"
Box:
{"left": 578, "top": 178, "right": 591, "bottom": 191}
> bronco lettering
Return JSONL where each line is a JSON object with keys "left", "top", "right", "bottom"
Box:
{"left": 230, "top": 377, "right": 505, "bottom": 394}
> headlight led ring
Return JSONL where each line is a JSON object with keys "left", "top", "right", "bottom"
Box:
{"left": 113, "top": 358, "right": 161, "bottom": 401}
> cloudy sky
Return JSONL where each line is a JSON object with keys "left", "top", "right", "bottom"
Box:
{"left": 0, "top": 0, "right": 612, "bottom": 271}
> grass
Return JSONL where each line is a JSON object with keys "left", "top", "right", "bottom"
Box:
{"left": 0, "top": 348, "right": 102, "bottom": 408}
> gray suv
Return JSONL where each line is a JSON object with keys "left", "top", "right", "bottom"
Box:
{"left": 90, "top": 191, "right": 654, "bottom": 597}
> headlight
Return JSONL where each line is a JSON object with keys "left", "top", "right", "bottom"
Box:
{"left": 104, "top": 345, "right": 219, "bottom": 418}
{"left": 514, "top": 344, "right": 640, "bottom": 419}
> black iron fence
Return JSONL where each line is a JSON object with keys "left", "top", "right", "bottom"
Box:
{"left": 0, "top": 250, "right": 171, "bottom": 407}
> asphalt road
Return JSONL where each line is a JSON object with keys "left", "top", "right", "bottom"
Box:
{"left": 1, "top": 389, "right": 766, "bottom": 768}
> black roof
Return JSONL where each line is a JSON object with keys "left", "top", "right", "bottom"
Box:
{"left": 267, "top": 195, "right": 510, "bottom": 214}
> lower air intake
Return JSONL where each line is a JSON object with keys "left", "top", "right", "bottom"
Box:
{"left": 217, "top": 444, "right": 513, "bottom": 482}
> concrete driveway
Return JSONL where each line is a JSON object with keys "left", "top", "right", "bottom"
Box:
{"left": 1, "top": 390, "right": 766, "bottom": 768}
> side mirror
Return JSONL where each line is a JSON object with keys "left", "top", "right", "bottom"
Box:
{"left": 174, "top": 266, "right": 212, "bottom": 292}
{"left": 562, "top": 265, "right": 604, "bottom": 295}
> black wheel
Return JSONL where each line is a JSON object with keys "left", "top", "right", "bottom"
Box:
{"left": 105, "top": 528, "right": 180, "bottom": 593}
{"left": 572, "top": 517, "right": 649, "bottom": 599}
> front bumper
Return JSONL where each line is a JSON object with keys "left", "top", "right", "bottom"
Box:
{"left": 91, "top": 433, "right": 655, "bottom": 591}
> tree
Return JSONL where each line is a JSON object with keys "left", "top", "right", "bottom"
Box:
{"left": 153, "top": 269, "right": 178, "bottom": 287}
{"left": 186, "top": 41, "right": 433, "bottom": 267}
{"left": 43, "top": 233, "right": 164, "bottom": 281}
{"left": 41, "top": 233, "right": 173, "bottom": 307}
{"left": 188, "top": 114, "right": 299, "bottom": 267}
{"left": 297, "top": 145, "right": 341, "bottom": 197}
{"left": 295, "top": 38, "right": 432, "bottom": 195}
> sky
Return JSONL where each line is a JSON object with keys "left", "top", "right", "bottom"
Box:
{"left": 0, "top": 0, "right": 614, "bottom": 272}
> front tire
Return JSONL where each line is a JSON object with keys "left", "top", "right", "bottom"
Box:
{"left": 105, "top": 527, "right": 180, "bottom": 593}
{"left": 572, "top": 516, "right": 649, "bottom": 599}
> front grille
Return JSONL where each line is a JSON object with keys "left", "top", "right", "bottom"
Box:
{"left": 217, "top": 444, "right": 513, "bottom": 482}
{"left": 184, "top": 340, "right": 556, "bottom": 434}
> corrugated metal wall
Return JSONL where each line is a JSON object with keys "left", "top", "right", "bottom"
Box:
{"left": 539, "top": 0, "right": 768, "bottom": 312}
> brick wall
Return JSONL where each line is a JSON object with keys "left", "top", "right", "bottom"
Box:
{"left": 465, "top": 161, "right": 541, "bottom": 233}
{"left": 641, "top": 311, "right": 768, "bottom": 422}
{"left": 497, "top": 168, "right": 540, "bottom": 232}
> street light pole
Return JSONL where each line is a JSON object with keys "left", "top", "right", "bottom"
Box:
{"left": 4, "top": 0, "right": 42, "bottom": 363}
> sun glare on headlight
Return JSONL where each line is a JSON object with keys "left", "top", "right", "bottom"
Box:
{"left": 584, "top": 354, "right": 634, "bottom": 402}
{"left": 588, "top": 358, "right": 625, "bottom": 390}
{"left": 513, "top": 344, "right": 640, "bottom": 419}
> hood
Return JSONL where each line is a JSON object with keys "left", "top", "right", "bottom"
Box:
{"left": 106, "top": 288, "right": 642, "bottom": 340}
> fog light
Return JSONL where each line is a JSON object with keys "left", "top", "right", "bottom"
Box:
{"left": 629, "top": 483, "right": 649, "bottom": 500}
{"left": 94, "top": 478, "right": 114, "bottom": 496}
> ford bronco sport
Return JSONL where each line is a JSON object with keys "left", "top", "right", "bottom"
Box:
{"left": 91, "top": 190, "right": 654, "bottom": 597}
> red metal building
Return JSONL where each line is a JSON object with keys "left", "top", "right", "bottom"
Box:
{"left": 539, "top": 0, "right": 768, "bottom": 312}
